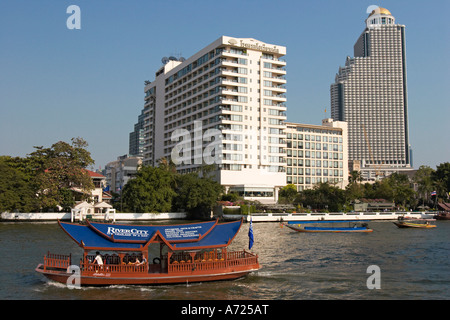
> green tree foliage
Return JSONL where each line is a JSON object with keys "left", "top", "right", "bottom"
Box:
{"left": 291, "top": 162, "right": 450, "bottom": 211}
{"left": 0, "top": 156, "right": 39, "bottom": 212}
{"left": 295, "top": 182, "right": 346, "bottom": 212}
{"left": 433, "top": 162, "right": 450, "bottom": 197}
{"left": 0, "top": 138, "right": 95, "bottom": 212}
{"left": 279, "top": 184, "right": 298, "bottom": 204}
{"left": 29, "top": 137, "right": 95, "bottom": 209}
{"left": 120, "top": 163, "right": 223, "bottom": 217}
{"left": 414, "top": 165, "right": 434, "bottom": 202}
{"left": 386, "top": 172, "right": 416, "bottom": 208}
{"left": 173, "top": 171, "right": 224, "bottom": 218}
{"left": 121, "top": 165, "right": 176, "bottom": 213}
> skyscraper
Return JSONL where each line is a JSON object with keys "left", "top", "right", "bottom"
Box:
{"left": 330, "top": 7, "right": 412, "bottom": 181}
{"left": 129, "top": 109, "right": 145, "bottom": 157}
{"left": 135, "top": 36, "right": 287, "bottom": 203}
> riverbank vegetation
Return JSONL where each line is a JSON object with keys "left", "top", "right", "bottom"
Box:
{"left": 1, "top": 138, "right": 448, "bottom": 215}
{"left": 0, "top": 139, "right": 223, "bottom": 218}
{"left": 0, "top": 138, "right": 94, "bottom": 212}
{"left": 279, "top": 163, "right": 450, "bottom": 212}
{"left": 120, "top": 160, "right": 223, "bottom": 218}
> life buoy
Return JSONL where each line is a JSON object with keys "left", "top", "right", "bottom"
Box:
{"left": 153, "top": 257, "right": 161, "bottom": 264}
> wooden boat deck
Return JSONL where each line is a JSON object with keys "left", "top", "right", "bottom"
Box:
{"left": 36, "top": 249, "right": 260, "bottom": 286}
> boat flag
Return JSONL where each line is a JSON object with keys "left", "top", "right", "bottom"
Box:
{"left": 248, "top": 217, "right": 254, "bottom": 250}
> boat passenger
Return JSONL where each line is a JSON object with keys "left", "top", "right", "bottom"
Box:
{"left": 94, "top": 252, "right": 103, "bottom": 265}
{"left": 136, "top": 255, "right": 147, "bottom": 266}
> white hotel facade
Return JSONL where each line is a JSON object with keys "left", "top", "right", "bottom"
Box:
{"left": 140, "top": 36, "right": 287, "bottom": 203}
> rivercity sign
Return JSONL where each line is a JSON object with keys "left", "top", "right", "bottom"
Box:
{"left": 105, "top": 225, "right": 204, "bottom": 240}
{"left": 107, "top": 227, "right": 149, "bottom": 238}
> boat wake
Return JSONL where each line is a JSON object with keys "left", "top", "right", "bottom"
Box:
{"left": 256, "top": 270, "right": 306, "bottom": 278}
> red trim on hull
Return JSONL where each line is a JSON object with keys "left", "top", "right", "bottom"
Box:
{"left": 36, "top": 264, "right": 260, "bottom": 286}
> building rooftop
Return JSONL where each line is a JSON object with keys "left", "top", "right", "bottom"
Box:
{"left": 369, "top": 7, "right": 392, "bottom": 17}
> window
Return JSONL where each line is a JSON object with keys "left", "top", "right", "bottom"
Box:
{"left": 238, "top": 86, "right": 247, "bottom": 93}
{"left": 238, "top": 68, "right": 247, "bottom": 74}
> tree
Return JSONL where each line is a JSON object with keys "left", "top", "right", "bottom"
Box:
{"left": 386, "top": 173, "right": 416, "bottom": 209}
{"left": 121, "top": 165, "right": 176, "bottom": 213}
{"left": 433, "top": 162, "right": 450, "bottom": 198}
{"left": 29, "top": 137, "right": 95, "bottom": 210}
{"left": 279, "top": 184, "right": 298, "bottom": 204}
{"left": 0, "top": 156, "right": 39, "bottom": 212}
{"left": 414, "top": 165, "right": 435, "bottom": 206}
{"left": 364, "top": 180, "right": 393, "bottom": 201}
{"left": 173, "top": 172, "right": 224, "bottom": 218}
{"left": 349, "top": 170, "right": 363, "bottom": 184}
{"left": 345, "top": 171, "right": 365, "bottom": 204}
{"left": 295, "top": 182, "right": 346, "bottom": 212}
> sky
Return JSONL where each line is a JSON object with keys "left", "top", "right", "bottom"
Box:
{"left": 0, "top": 0, "right": 449, "bottom": 170}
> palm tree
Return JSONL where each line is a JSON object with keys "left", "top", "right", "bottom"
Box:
{"left": 349, "top": 170, "right": 363, "bottom": 185}
{"left": 414, "top": 165, "right": 434, "bottom": 207}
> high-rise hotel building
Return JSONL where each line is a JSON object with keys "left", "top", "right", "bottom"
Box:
{"left": 136, "top": 36, "right": 287, "bottom": 203}
{"left": 330, "top": 7, "right": 412, "bottom": 181}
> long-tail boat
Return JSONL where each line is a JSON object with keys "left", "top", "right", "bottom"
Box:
{"left": 393, "top": 216, "right": 436, "bottom": 229}
{"left": 283, "top": 220, "right": 373, "bottom": 233}
{"left": 35, "top": 219, "right": 260, "bottom": 286}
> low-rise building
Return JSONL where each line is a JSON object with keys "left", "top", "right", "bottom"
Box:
{"left": 104, "top": 155, "right": 143, "bottom": 193}
{"left": 284, "top": 119, "right": 348, "bottom": 191}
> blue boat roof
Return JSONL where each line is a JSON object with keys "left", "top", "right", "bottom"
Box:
{"left": 58, "top": 219, "right": 242, "bottom": 251}
{"left": 59, "top": 222, "right": 143, "bottom": 250}
{"left": 174, "top": 221, "right": 242, "bottom": 250}
{"left": 88, "top": 220, "right": 217, "bottom": 243}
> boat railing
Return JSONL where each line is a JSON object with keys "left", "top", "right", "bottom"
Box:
{"left": 79, "top": 260, "right": 148, "bottom": 274}
{"left": 168, "top": 250, "right": 258, "bottom": 273}
{"left": 42, "top": 250, "right": 258, "bottom": 275}
{"left": 43, "top": 252, "right": 71, "bottom": 271}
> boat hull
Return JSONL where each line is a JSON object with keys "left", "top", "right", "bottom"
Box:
{"left": 434, "top": 213, "right": 450, "bottom": 220}
{"left": 285, "top": 224, "right": 373, "bottom": 233}
{"left": 35, "top": 264, "right": 259, "bottom": 286}
{"left": 393, "top": 222, "right": 436, "bottom": 229}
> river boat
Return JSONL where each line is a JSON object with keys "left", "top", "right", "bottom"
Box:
{"left": 283, "top": 220, "right": 373, "bottom": 233}
{"left": 393, "top": 216, "right": 436, "bottom": 229}
{"left": 35, "top": 219, "right": 260, "bottom": 286}
{"left": 434, "top": 212, "right": 450, "bottom": 220}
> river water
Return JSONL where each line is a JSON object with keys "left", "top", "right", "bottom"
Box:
{"left": 0, "top": 220, "right": 449, "bottom": 300}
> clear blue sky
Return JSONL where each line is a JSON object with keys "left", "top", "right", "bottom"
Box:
{"left": 1, "top": 0, "right": 448, "bottom": 170}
